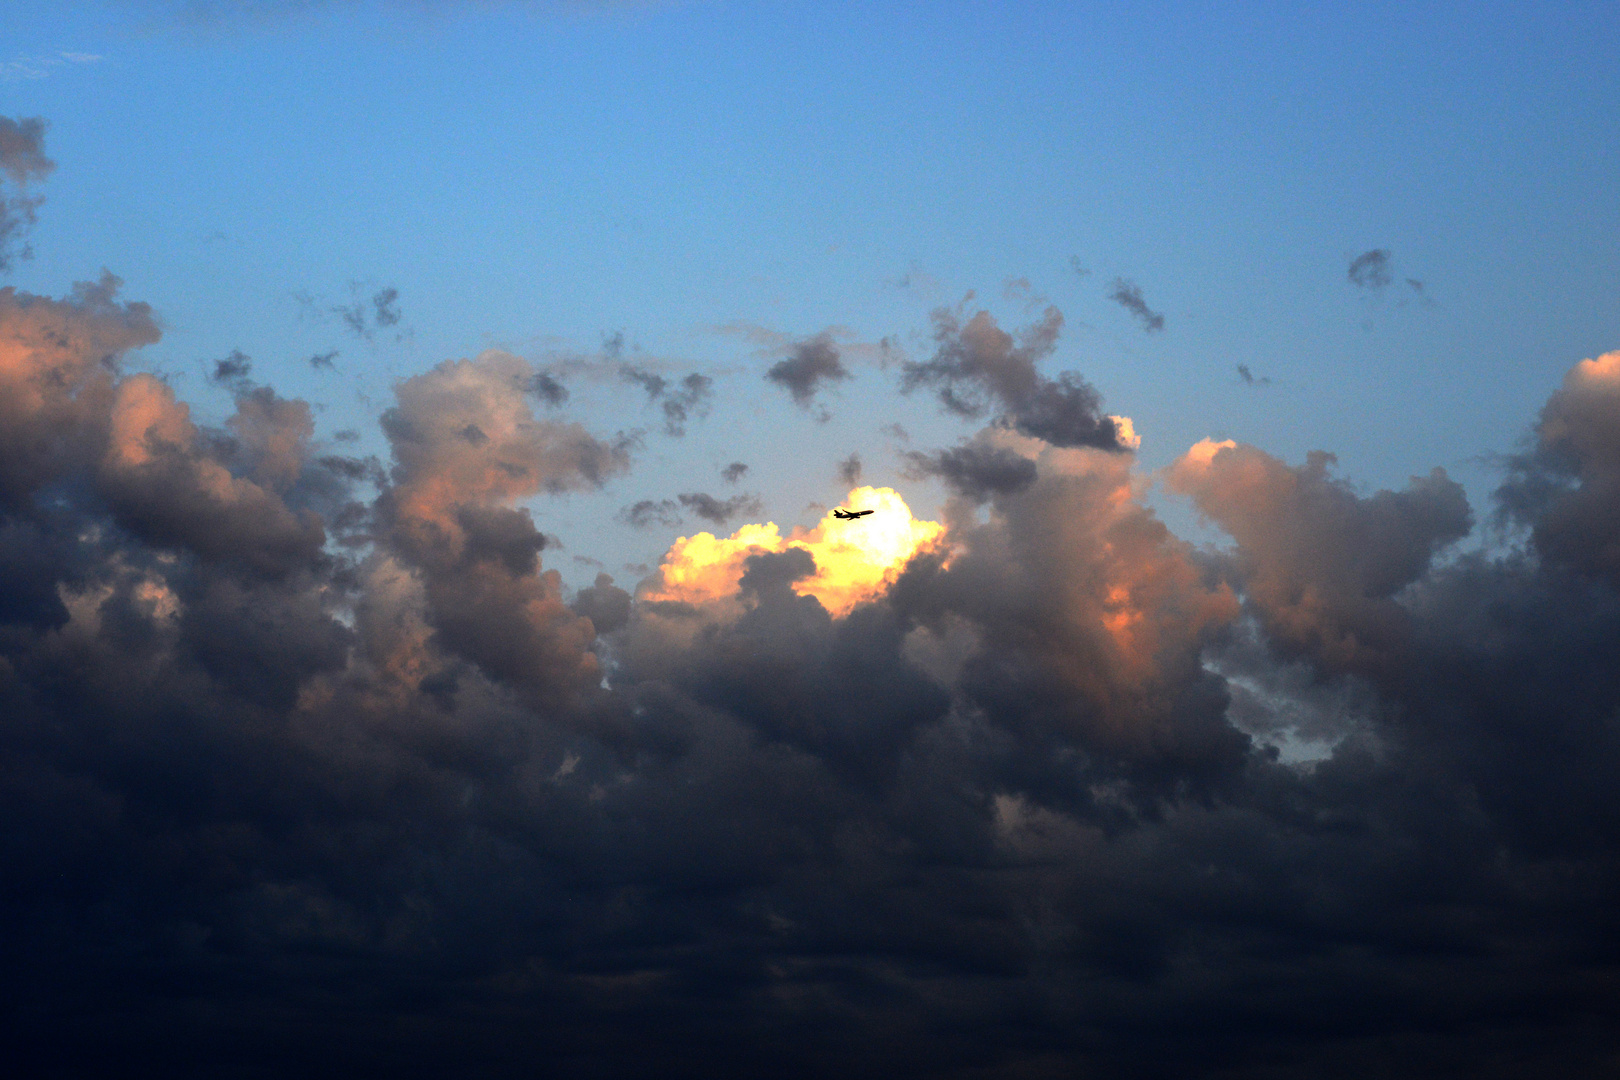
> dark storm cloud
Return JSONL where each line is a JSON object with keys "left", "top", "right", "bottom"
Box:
{"left": 0, "top": 116, "right": 54, "bottom": 272}
{"left": 1348, "top": 248, "right": 1393, "bottom": 290}
{"left": 901, "top": 304, "right": 1128, "bottom": 451}
{"left": 764, "top": 332, "right": 851, "bottom": 408}
{"left": 1106, "top": 276, "right": 1165, "bottom": 332}
{"left": 5, "top": 252, "right": 1620, "bottom": 1078}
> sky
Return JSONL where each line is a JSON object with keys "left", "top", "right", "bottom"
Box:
{"left": 3, "top": 1, "right": 1620, "bottom": 1076}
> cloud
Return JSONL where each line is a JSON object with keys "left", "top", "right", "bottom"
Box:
{"left": 1236, "top": 363, "right": 1271, "bottom": 386}
{"left": 1348, "top": 248, "right": 1393, "bottom": 290}
{"left": 0, "top": 53, "right": 101, "bottom": 83}
{"left": 901, "top": 304, "right": 1129, "bottom": 451}
{"left": 721, "top": 461, "right": 748, "bottom": 483}
{"left": 333, "top": 285, "right": 405, "bottom": 340}
{"left": 621, "top": 364, "right": 714, "bottom": 435}
{"left": 1106, "top": 277, "right": 1165, "bottom": 332}
{"left": 679, "top": 491, "right": 762, "bottom": 526}
{"left": 764, "top": 332, "right": 851, "bottom": 408}
{"left": 7, "top": 250, "right": 1620, "bottom": 1078}
{"left": 0, "top": 117, "right": 52, "bottom": 183}
{"left": 621, "top": 491, "right": 764, "bottom": 529}
{"left": 1167, "top": 439, "right": 1472, "bottom": 677}
{"left": 620, "top": 497, "right": 683, "bottom": 528}
{"left": 835, "top": 452, "right": 862, "bottom": 488}
{"left": 529, "top": 371, "right": 568, "bottom": 405}
{"left": 209, "top": 348, "right": 253, "bottom": 385}
{"left": 0, "top": 116, "right": 53, "bottom": 272}
{"left": 903, "top": 434, "right": 1039, "bottom": 501}
{"left": 1496, "top": 350, "right": 1620, "bottom": 587}
{"left": 307, "top": 349, "right": 338, "bottom": 370}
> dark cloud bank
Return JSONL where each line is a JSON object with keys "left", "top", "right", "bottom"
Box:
{"left": 5, "top": 185, "right": 1620, "bottom": 1080}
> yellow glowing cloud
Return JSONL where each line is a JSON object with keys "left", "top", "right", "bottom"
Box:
{"left": 642, "top": 486, "right": 945, "bottom": 618}
{"left": 1180, "top": 437, "right": 1237, "bottom": 470}
{"left": 1572, "top": 349, "right": 1620, "bottom": 387}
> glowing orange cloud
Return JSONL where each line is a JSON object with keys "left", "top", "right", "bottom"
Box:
{"left": 642, "top": 486, "right": 945, "bottom": 617}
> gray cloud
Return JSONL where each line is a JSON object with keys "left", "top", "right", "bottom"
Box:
{"left": 1169, "top": 443, "right": 1472, "bottom": 678}
{"left": 1496, "top": 351, "right": 1620, "bottom": 587}
{"left": 904, "top": 440, "right": 1038, "bottom": 501}
{"left": 679, "top": 490, "right": 762, "bottom": 526}
{"left": 764, "top": 333, "right": 851, "bottom": 408}
{"left": 209, "top": 348, "right": 253, "bottom": 385}
{"left": 901, "top": 305, "right": 1127, "bottom": 451}
{"left": 333, "top": 285, "right": 405, "bottom": 340}
{"left": 621, "top": 365, "right": 714, "bottom": 435}
{"left": 1106, "top": 277, "right": 1165, "bottom": 332}
{"left": 0, "top": 116, "right": 52, "bottom": 184}
{"left": 0, "top": 116, "right": 54, "bottom": 271}
{"left": 721, "top": 461, "right": 748, "bottom": 483}
{"left": 1348, "top": 248, "right": 1393, "bottom": 290}
{"left": 835, "top": 453, "right": 862, "bottom": 488}
{"left": 620, "top": 497, "right": 683, "bottom": 528}
{"left": 621, "top": 491, "right": 763, "bottom": 529}
{"left": 1236, "top": 363, "right": 1271, "bottom": 386}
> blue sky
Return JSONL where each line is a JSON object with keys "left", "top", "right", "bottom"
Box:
{"left": 5, "top": 0, "right": 1619, "bottom": 585}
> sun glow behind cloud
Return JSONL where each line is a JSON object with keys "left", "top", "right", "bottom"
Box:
{"left": 640, "top": 485, "right": 946, "bottom": 617}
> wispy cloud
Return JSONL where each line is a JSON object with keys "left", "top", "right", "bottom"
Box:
{"left": 0, "top": 52, "right": 103, "bottom": 83}
{"left": 1106, "top": 276, "right": 1165, "bottom": 332}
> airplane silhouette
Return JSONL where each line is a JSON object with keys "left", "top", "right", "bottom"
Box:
{"left": 833, "top": 508, "right": 874, "bottom": 520}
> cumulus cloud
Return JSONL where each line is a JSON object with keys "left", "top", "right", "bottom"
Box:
{"left": 1497, "top": 350, "right": 1620, "bottom": 586}
{"left": 6, "top": 247, "right": 1620, "bottom": 1078}
{"left": 1167, "top": 439, "right": 1472, "bottom": 678}
{"left": 901, "top": 304, "right": 1129, "bottom": 451}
